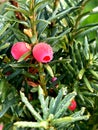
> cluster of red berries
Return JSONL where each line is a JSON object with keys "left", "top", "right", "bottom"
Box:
{"left": 11, "top": 42, "right": 53, "bottom": 63}
{"left": 11, "top": 42, "right": 77, "bottom": 111}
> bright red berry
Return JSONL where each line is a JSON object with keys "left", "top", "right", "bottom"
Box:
{"left": 11, "top": 42, "right": 31, "bottom": 60}
{"left": 68, "top": 99, "right": 77, "bottom": 111}
{"left": 32, "top": 42, "right": 53, "bottom": 63}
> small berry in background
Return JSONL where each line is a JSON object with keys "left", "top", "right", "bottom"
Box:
{"left": 68, "top": 99, "right": 77, "bottom": 111}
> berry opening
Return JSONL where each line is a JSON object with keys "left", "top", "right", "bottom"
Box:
{"left": 43, "top": 56, "right": 50, "bottom": 61}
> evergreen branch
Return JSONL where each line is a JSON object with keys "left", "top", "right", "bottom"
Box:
{"left": 49, "top": 6, "right": 80, "bottom": 21}
{"left": 0, "top": 23, "right": 10, "bottom": 36}
{"left": 44, "top": 64, "right": 54, "bottom": 77}
{"left": 77, "top": 68, "right": 85, "bottom": 80}
{"left": 34, "top": 0, "right": 50, "bottom": 12}
{"left": 71, "top": 107, "right": 86, "bottom": 117}
{"left": 49, "top": 88, "right": 63, "bottom": 115}
{"left": 14, "top": 121, "right": 48, "bottom": 129}
{"left": 0, "top": 43, "right": 10, "bottom": 51}
{"left": 20, "top": 91, "right": 43, "bottom": 121}
{"left": 5, "top": 5, "right": 29, "bottom": 17}
{"left": 83, "top": 75, "right": 94, "bottom": 92}
{"left": 89, "top": 69, "right": 98, "bottom": 79}
{"left": 55, "top": 110, "right": 89, "bottom": 130}
{"left": 76, "top": 25, "right": 98, "bottom": 38}
{"left": 38, "top": 86, "right": 49, "bottom": 119}
{"left": 54, "top": 91, "right": 77, "bottom": 118}
{"left": 44, "top": 28, "right": 71, "bottom": 41}
{"left": 52, "top": 114, "right": 89, "bottom": 126}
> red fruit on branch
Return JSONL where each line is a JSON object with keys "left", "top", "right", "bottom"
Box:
{"left": 32, "top": 42, "right": 53, "bottom": 63}
{"left": 68, "top": 99, "right": 77, "bottom": 111}
{"left": 11, "top": 42, "right": 31, "bottom": 60}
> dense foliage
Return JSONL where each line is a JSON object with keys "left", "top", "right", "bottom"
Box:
{"left": 0, "top": 0, "right": 98, "bottom": 130}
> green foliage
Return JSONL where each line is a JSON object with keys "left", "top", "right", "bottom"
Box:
{"left": 13, "top": 86, "right": 89, "bottom": 130}
{"left": 0, "top": 0, "right": 98, "bottom": 130}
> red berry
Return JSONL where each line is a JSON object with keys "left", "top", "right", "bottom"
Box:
{"left": 68, "top": 99, "right": 77, "bottom": 111}
{"left": 32, "top": 42, "right": 53, "bottom": 63}
{"left": 11, "top": 42, "right": 31, "bottom": 60}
